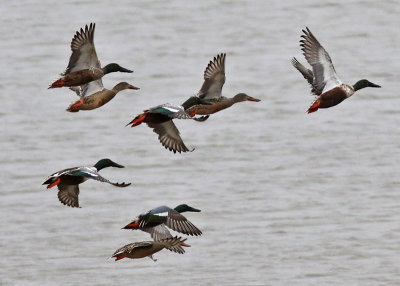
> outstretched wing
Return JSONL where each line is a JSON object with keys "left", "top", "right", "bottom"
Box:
{"left": 69, "top": 167, "right": 131, "bottom": 187}
{"left": 63, "top": 23, "right": 100, "bottom": 75}
{"left": 70, "top": 78, "right": 104, "bottom": 98}
{"left": 142, "top": 224, "right": 173, "bottom": 241}
{"left": 300, "top": 27, "right": 342, "bottom": 93}
{"left": 160, "top": 236, "right": 187, "bottom": 254}
{"left": 148, "top": 205, "right": 171, "bottom": 215}
{"left": 57, "top": 184, "right": 80, "bottom": 208}
{"left": 146, "top": 121, "right": 191, "bottom": 153}
{"left": 291, "top": 57, "right": 321, "bottom": 95}
{"left": 165, "top": 209, "right": 202, "bottom": 236}
{"left": 112, "top": 241, "right": 153, "bottom": 256}
{"left": 45, "top": 166, "right": 80, "bottom": 181}
{"left": 150, "top": 104, "right": 192, "bottom": 120}
{"left": 198, "top": 53, "right": 226, "bottom": 100}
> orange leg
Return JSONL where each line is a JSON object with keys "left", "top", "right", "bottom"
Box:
{"left": 70, "top": 98, "right": 84, "bottom": 108}
{"left": 47, "top": 177, "right": 60, "bottom": 189}
{"left": 188, "top": 107, "right": 198, "bottom": 117}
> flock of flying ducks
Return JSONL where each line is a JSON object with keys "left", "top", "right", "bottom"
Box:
{"left": 43, "top": 23, "right": 381, "bottom": 261}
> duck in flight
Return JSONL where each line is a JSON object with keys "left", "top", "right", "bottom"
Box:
{"left": 111, "top": 236, "right": 189, "bottom": 262}
{"left": 122, "top": 204, "right": 202, "bottom": 241}
{"left": 126, "top": 96, "right": 210, "bottom": 153}
{"left": 184, "top": 53, "right": 260, "bottom": 120}
{"left": 51, "top": 23, "right": 139, "bottom": 111}
{"left": 66, "top": 81, "right": 139, "bottom": 112}
{"left": 43, "top": 159, "right": 130, "bottom": 208}
{"left": 49, "top": 23, "right": 133, "bottom": 89}
{"left": 292, "top": 27, "right": 381, "bottom": 113}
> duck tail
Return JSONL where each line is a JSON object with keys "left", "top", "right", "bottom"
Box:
{"left": 122, "top": 219, "right": 140, "bottom": 229}
{"left": 66, "top": 109, "right": 79, "bottom": 113}
{"left": 113, "top": 253, "right": 126, "bottom": 261}
{"left": 307, "top": 99, "right": 320, "bottom": 114}
{"left": 126, "top": 113, "right": 147, "bottom": 127}
{"left": 44, "top": 177, "right": 60, "bottom": 189}
{"left": 66, "top": 105, "right": 79, "bottom": 112}
{"left": 49, "top": 78, "right": 66, "bottom": 89}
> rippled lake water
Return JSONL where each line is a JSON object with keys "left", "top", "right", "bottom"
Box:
{"left": 1, "top": 0, "right": 400, "bottom": 285}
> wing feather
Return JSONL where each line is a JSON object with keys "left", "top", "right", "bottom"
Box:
{"left": 64, "top": 23, "right": 100, "bottom": 75}
{"left": 142, "top": 225, "right": 173, "bottom": 241}
{"left": 150, "top": 104, "right": 192, "bottom": 119}
{"left": 146, "top": 121, "right": 190, "bottom": 153}
{"left": 161, "top": 236, "right": 187, "bottom": 254}
{"left": 198, "top": 53, "right": 226, "bottom": 100}
{"left": 57, "top": 184, "right": 80, "bottom": 208}
{"left": 291, "top": 57, "right": 321, "bottom": 95}
{"left": 300, "top": 27, "right": 342, "bottom": 93}
{"left": 70, "top": 167, "right": 131, "bottom": 187}
{"left": 165, "top": 209, "right": 202, "bottom": 236}
{"left": 113, "top": 241, "right": 153, "bottom": 256}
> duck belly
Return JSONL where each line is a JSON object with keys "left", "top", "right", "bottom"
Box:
{"left": 319, "top": 87, "right": 348, "bottom": 108}
{"left": 125, "top": 245, "right": 164, "bottom": 259}
{"left": 195, "top": 101, "right": 232, "bottom": 115}
{"left": 59, "top": 175, "right": 87, "bottom": 185}
{"left": 79, "top": 92, "right": 116, "bottom": 110}
{"left": 63, "top": 69, "right": 103, "bottom": 87}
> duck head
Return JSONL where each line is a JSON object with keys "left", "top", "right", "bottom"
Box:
{"left": 174, "top": 204, "right": 201, "bottom": 213}
{"left": 94, "top": 158, "right": 125, "bottom": 171}
{"left": 112, "top": 82, "right": 140, "bottom": 92}
{"left": 103, "top": 63, "right": 133, "bottom": 74}
{"left": 353, "top": 79, "right": 381, "bottom": 91}
{"left": 233, "top": 93, "right": 261, "bottom": 102}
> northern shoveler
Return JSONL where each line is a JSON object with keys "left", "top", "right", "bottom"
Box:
{"left": 43, "top": 159, "right": 131, "bottom": 208}
{"left": 122, "top": 204, "right": 202, "bottom": 241}
{"left": 126, "top": 96, "right": 209, "bottom": 153}
{"left": 185, "top": 53, "right": 260, "bottom": 119}
{"left": 112, "top": 236, "right": 189, "bottom": 262}
{"left": 292, "top": 27, "right": 381, "bottom": 113}
{"left": 49, "top": 23, "right": 133, "bottom": 89}
{"left": 66, "top": 81, "right": 139, "bottom": 112}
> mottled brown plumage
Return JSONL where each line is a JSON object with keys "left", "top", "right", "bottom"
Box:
{"left": 112, "top": 236, "right": 188, "bottom": 262}
{"left": 190, "top": 93, "right": 260, "bottom": 115}
{"left": 184, "top": 53, "right": 260, "bottom": 118}
{"left": 49, "top": 23, "right": 132, "bottom": 89}
{"left": 67, "top": 82, "right": 139, "bottom": 112}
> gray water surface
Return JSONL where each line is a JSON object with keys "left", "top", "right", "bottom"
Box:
{"left": 1, "top": 0, "right": 400, "bottom": 285}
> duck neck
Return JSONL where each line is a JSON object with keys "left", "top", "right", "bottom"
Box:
{"left": 94, "top": 160, "right": 109, "bottom": 171}
{"left": 353, "top": 80, "right": 367, "bottom": 91}
{"left": 221, "top": 97, "right": 236, "bottom": 107}
{"left": 112, "top": 83, "right": 127, "bottom": 93}
{"left": 340, "top": 84, "right": 355, "bottom": 98}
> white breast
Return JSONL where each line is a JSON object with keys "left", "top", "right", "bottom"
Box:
{"left": 342, "top": 84, "right": 355, "bottom": 98}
